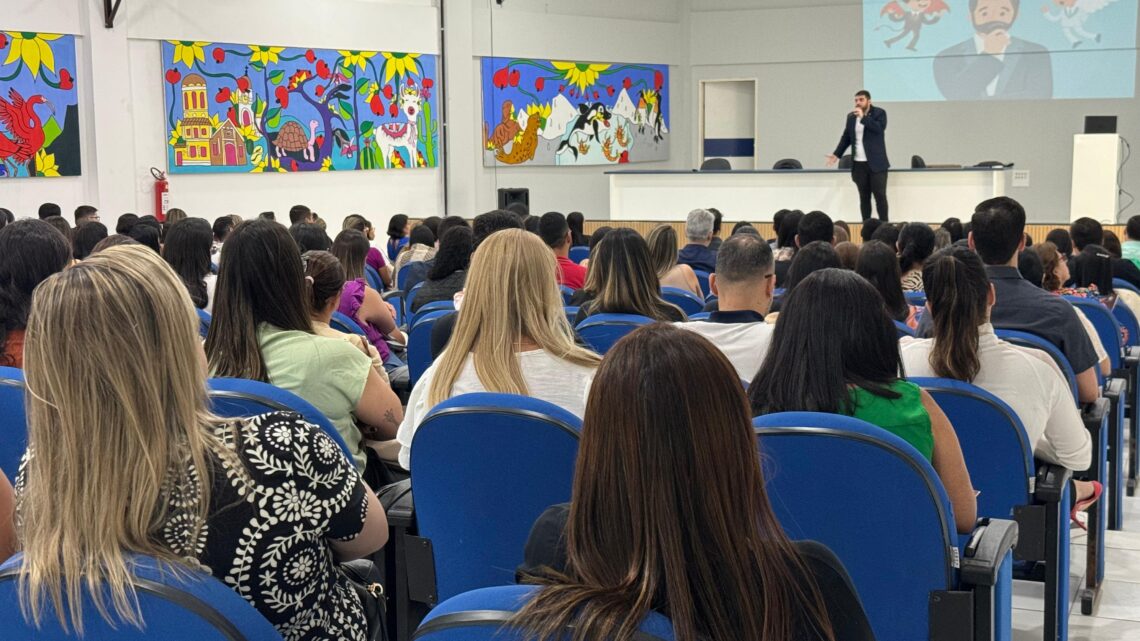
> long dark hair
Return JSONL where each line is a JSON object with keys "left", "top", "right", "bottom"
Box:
{"left": 749, "top": 268, "right": 902, "bottom": 414}
{"left": 428, "top": 226, "right": 474, "bottom": 281}
{"left": 0, "top": 220, "right": 71, "bottom": 365}
{"left": 331, "top": 229, "right": 370, "bottom": 281}
{"left": 897, "top": 222, "right": 935, "bottom": 272}
{"left": 581, "top": 228, "right": 683, "bottom": 321}
{"left": 785, "top": 241, "right": 840, "bottom": 291}
{"left": 776, "top": 210, "right": 803, "bottom": 249}
{"left": 72, "top": 221, "right": 108, "bottom": 260}
{"left": 517, "top": 324, "right": 835, "bottom": 641}
{"left": 567, "top": 211, "right": 587, "bottom": 247}
{"left": 856, "top": 240, "right": 909, "bottom": 322}
{"left": 162, "top": 218, "right": 213, "bottom": 309}
{"left": 923, "top": 247, "right": 988, "bottom": 382}
{"left": 205, "top": 219, "right": 313, "bottom": 381}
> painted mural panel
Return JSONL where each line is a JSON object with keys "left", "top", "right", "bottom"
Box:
{"left": 0, "top": 32, "right": 80, "bottom": 178}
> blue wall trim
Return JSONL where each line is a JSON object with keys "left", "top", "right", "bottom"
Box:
{"left": 703, "top": 138, "right": 755, "bottom": 158}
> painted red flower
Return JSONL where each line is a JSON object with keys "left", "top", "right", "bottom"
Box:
{"left": 165, "top": 68, "right": 181, "bottom": 85}
{"left": 622, "top": 77, "right": 632, "bottom": 90}
{"left": 493, "top": 67, "right": 509, "bottom": 89}
{"left": 407, "top": 77, "right": 416, "bottom": 87}
{"left": 389, "top": 102, "right": 398, "bottom": 117}
{"left": 619, "top": 151, "right": 630, "bottom": 163}
{"left": 559, "top": 84, "right": 564, "bottom": 92}
{"left": 382, "top": 84, "right": 394, "bottom": 100}
{"left": 215, "top": 87, "right": 231, "bottom": 103}
{"left": 0, "top": 34, "right": 7, "bottom": 49}
{"left": 535, "top": 77, "right": 545, "bottom": 92}
{"left": 237, "top": 76, "right": 251, "bottom": 92}
{"left": 58, "top": 69, "right": 73, "bottom": 91}
{"left": 227, "top": 106, "right": 237, "bottom": 124}
{"left": 316, "top": 60, "right": 330, "bottom": 80}
{"left": 290, "top": 159, "right": 299, "bottom": 172}
{"left": 593, "top": 91, "right": 599, "bottom": 99}
{"left": 305, "top": 49, "right": 316, "bottom": 63}
{"left": 370, "top": 95, "right": 384, "bottom": 115}
{"left": 607, "top": 85, "right": 614, "bottom": 97}
{"left": 315, "top": 85, "right": 325, "bottom": 97}
{"left": 654, "top": 70, "right": 664, "bottom": 91}
{"left": 423, "top": 78, "right": 434, "bottom": 89}
{"left": 212, "top": 47, "right": 225, "bottom": 64}
{"left": 508, "top": 70, "right": 520, "bottom": 87}
{"left": 275, "top": 85, "right": 290, "bottom": 108}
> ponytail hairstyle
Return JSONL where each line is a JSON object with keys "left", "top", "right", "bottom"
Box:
{"left": 301, "top": 250, "right": 346, "bottom": 314}
{"left": 897, "top": 222, "right": 935, "bottom": 273}
{"left": 922, "top": 246, "right": 990, "bottom": 382}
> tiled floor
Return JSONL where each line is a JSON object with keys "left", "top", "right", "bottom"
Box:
{"left": 1011, "top": 496, "right": 1140, "bottom": 640}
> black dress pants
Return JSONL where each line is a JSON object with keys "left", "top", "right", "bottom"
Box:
{"left": 852, "top": 161, "right": 888, "bottom": 221}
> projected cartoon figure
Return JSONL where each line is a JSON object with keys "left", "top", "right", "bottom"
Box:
{"left": 932, "top": 0, "right": 1053, "bottom": 99}
{"left": 1041, "top": 0, "right": 1120, "bottom": 48}
{"left": 880, "top": 0, "right": 951, "bottom": 51}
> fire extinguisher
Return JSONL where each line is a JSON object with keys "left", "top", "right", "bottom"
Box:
{"left": 151, "top": 167, "right": 169, "bottom": 222}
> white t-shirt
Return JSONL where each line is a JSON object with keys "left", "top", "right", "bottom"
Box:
{"left": 900, "top": 323, "right": 1092, "bottom": 471}
{"left": 204, "top": 273, "right": 217, "bottom": 314}
{"left": 677, "top": 318, "right": 775, "bottom": 383}
{"left": 854, "top": 117, "right": 867, "bottom": 162}
{"left": 396, "top": 349, "right": 597, "bottom": 470}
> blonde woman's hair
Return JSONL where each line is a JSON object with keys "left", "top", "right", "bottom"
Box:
{"left": 427, "top": 229, "right": 600, "bottom": 406}
{"left": 19, "top": 244, "right": 231, "bottom": 633}
{"left": 645, "top": 224, "right": 679, "bottom": 279}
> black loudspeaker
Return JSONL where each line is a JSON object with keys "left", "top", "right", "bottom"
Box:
{"left": 497, "top": 188, "right": 529, "bottom": 211}
{"left": 1084, "top": 116, "right": 1117, "bottom": 134}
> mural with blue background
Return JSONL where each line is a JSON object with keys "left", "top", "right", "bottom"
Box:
{"left": 864, "top": 0, "right": 1137, "bottom": 101}
{"left": 0, "top": 32, "right": 80, "bottom": 178}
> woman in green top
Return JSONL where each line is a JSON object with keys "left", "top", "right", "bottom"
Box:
{"left": 748, "top": 268, "right": 977, "bottom": 534}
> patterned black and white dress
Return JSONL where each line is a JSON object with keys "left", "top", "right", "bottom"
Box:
{"left": 164, "top": 412, "right": 372, "bottom": 641}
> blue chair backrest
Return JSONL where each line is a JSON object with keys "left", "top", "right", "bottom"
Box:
{"left": 408, "top": 310, "right": 455, "bottom": 387}
{"left": 575, "top": 313, "right": 654, "bottom": 354}
{"left": 405, "top": 282, "right": 425, "bottom": 319}
{"left": 0, "top": 553, "right": 283, "bottom": 641}
{"left": 909, "top": 377, "right": 1034, "bottom": 518}
{"left": 410, "top": 394, "right": 583, "bottom": 602}
{"left": 1066, "top": 296, "right": 1124, "bottom": 370}
{"left": 692, "top": 270, "right": 711, "bottom": 298}
{"left": 330, "top": 311, "right": 368, "bottom": 337}
{"left": 660, "top": 287, "right": 704, "bottom": 316}
{"left": 688, "top": 312, "right": 711, "bottom": 321}
{"left": 415, "top": 585, "right": 675, "bottom": 641}
{"left": 410, "top": 301, "right": 456, "bottom": 329}
{"left": 894, "top": 320, "right": 915, "bottom": 338}
{"left": 753, "top": 412, "right": 957, "bottom": 641}
{"left": 1112, "top": 300, "right": 1140, "bottom": 348}
{"left": 904, "top": 291, "right": 927, "bottom": 306}
{"left": 364, "top": 264, "right": 383, "bottom": 291}
{"left": 197, "top": 308, "right": 212, "bottom": 339}
{"left": 0, "top": 367, "right": 26, "bottom": 479}
{"left": 994, "top": 329, "right": 1079, "bottom": 403}
{"left": 397, "top": 263, "right": 415, "bottom": 291}
{"left": 1113, "top": 277, "right": 1140, "bottom": 296}
{"left": 560, "top": 285, "right": 576, "bottom": 306}
{"left": 206, "top": 378, "right": 354, "bottom": 463}
{"left": 568, "top": 246, "right": 590, "bottom": 264}
{"left": 563, "top": 307, "right": 579, "bottom": 325}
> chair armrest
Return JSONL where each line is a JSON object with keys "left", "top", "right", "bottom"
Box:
{"left": 1125, "top": 345, "right": 1140, "bottom": 362}
{"left": 959, "top": 518, "right": 1019, "bottom": 587}
{"left": 1103, "top": 377, "right": 1127, "bottom": 399}
{"left": 1034, "top": 463, "right": 1074, "bottom": 504}
{"left": 378, "top": 479, "right": 416, "bottom": 530}
{"left": 1082, "top": 397, "right": 1109, "bottom": 434}
{"left": 383, "top": 289, "right": 405, "bottom": 301}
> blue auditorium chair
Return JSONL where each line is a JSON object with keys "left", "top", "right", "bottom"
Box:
{"left": 413, "top": 585, "right": 674, "bottom": 641}
{"left": 398, "top": 263, "right": 415, "bottom": 292}
{"left": 365, "top": 264, "right": 384, "bottom": 291}
{"left": 409, "top": 301, "right": 455, "bottom": 330}
{"left": 912, "top": 377, "right": 1073, "bottom": 641}
{"left": 407, "top": 310, "right": 455, "bottom": 387}
{"left": 385, "top": 394, "right": 582, "bottom": 640}
{"left": 1110, "top": 299, "right": 1140, "bottom": 496}
{"left": 660, "top": 287, "right": 704, "bottom": 316}
{"left": 568, "top": 246, "right": 590, "bottom": 264}
{"left": 692, "top": 269, "right": 711, "bottom": 298}
{"left": 382, "top": 289, "right": 406, "bottom": 327}
{"left": 904, "top": 290, "right": 927, "bottom": 307}
{"left": 330, "top": 311, "right": 368, "bottom": 337}
{"left": 575, "top": 313, "right": 654, "bottom": 354}
{"left": 206, "top": 377, "right": 354, "bottom": 463}
{"left": 196, "top": 308, "right": 211, "bottom": 339}
{"left": 753, "top": 412, "right": 1018, "bottom": 641}
{"left": 0, "top": 366, "right": 26, "bottom": 480}
{"left": 560, "top": 285, "right": 576, "bottom": 306}
{"left": 1113, "top": 277, "right": 1140, "bottom": 297}
{"left": 687, "top": 312, "right": 711, "bottom": 321}
{"left": 894, "top": 320, "right": 915, "bottom": 338}
{"left": 404, "top": 282, "right": 425, "bottom": 321}
{"left": 0, "top": 553, "right": 283, "bottom": 641}
{"left": 563, "top": 306, "right": 579, "bottom": 325}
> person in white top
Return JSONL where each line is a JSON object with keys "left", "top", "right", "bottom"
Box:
{"left": 679, "top": 234, "right": 776, "bottom": 382}
{"left": 397, "top": 229, "right": 601, "bottom": 470}
{"left": 901, "top": 246, "right": 1100, "bottom": 517}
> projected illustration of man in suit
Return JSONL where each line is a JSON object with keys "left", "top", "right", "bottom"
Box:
{"left": 933, "top": 0, "right": 1053, "bottom": 99}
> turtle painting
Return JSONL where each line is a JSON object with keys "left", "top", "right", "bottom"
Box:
{"left": 273, "top": 119, "right": 318, "bottom": 162}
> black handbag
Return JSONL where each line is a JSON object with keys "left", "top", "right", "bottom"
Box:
{"left": 340, "top": 559, "right": 389, "bottom": 641}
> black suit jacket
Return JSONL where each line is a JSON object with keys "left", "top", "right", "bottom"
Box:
{"left": 932, "top": 37, "right": 1053, "bottom": 100}
{"left": 833, "top": 105, "right": 889, "bottom": 173}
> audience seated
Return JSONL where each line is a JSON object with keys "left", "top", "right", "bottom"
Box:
{"left": 579, "top": 224, "right": 613, "bottom": 270}
{"left": 393, "top": 224, "right": 437, "bottom": 279}
{"left": 73, "top": 205, "right": 99, "bottom": 226}
{"left": 567, "top": 211, "right": 588, "bottom": 247}
{"left": 386, "top": 214, "right": 410, "bottom": 260}
{"left": 420, "top": 215, "right": 442, "bottom": 239}
{"left": 344, "top": 214, "right": 392, "bottom": 287}
{"left": 1046, "top": 227, "right": 1073, "bottom": 258}
{"left": 206, "top": 219, "right": 403, "bottom": 471}
{"left": 538, "top": 212, "right": 587, "bottom": 290}
{"left": 515, "top": 324, "right": 874, "bottom": 641}
{"left": 749, "top": 268, "right": 977, "bottom": 533}
{"left": 128, "top": 220, "right": 161, "bottom": 253}
{"left": 860, "top": 217, "right": 883, "bottom": 243}
{"left": 679, "top": 234, "right": 776, "bottom": 382}
{"left": 1103, "top": 229, "right": 1123, "bottom": 257}
{"left": 37, "top": 202, "right": 60, "bottom": 219}
{"left": 412, "top": 226, "right": 473, "bottom": 313}
{"left": 1034, "top": 241, "right": 1114, "bottom": 377}
{"left": 834, "top": 241, "right": 859, "bottom": 270}
{"left": 1071, "top": 217, "right": 1140, "bottom": 289}
{"left": 676, "top": 208, "right": 718, "bottom": 273}
{"left": 404, "top": 215, "right": 472, "bottom": 293}
{"left": 211, "top": 215, "right": 234, "bottom": 256}
{"left": 708, "top": 207, "right": 724, "bottom": 251}
{"left": 17, "top": 244, "right": 386, "bottom": 639}
{"left": 779, "top": 211, "right": 833, "bottom": 287}
{"left": 397, "top": 229, "right": 601, "bottom": 470}
{"left": 331, "top": 229, "right": 408, "bottom": 382}
{"left": 303, "top": 250, "right": 388, "bottom": 378}
{"left": 0, "top": 220, "right": 72, "bottom": 368}
{"left": 1018, "top": 248, "right": 1045, "bottom": 290}
{"left": 782, "top": 240, "right": 840, "bottom": 295}
{"left": 290, "top": 222, "right": 332, "bottom": 253}
{"left": 934, "top": 228, "right": 952, "bottom": 250}
{"left": 856, "top": 240, "right": 920, "bottom": 329}
{"left": 869, "top": 222, "right": 900, "bottom": 247}
{"left": 289, "top": 204, "right": 315, "bottom": 225}
{"left": 43, "top": 215, "right": 71, "bottom": 243}
{"left": 916, "top": 197, "right": 1101, "bottom": 403}
{"left": 572, "top": 228, "right": 686, "bottom": 324}
{"left": 900, "top": 246, "right": 1100, "bottom": 509}
{"left": 72, "top": 220, "right": 108, "bottom": 260}
{"left": 163, "top": 218, "right": 216, "bottom": 313}
{"left": 731, "top": 220, "right": 755, "bottom": 235}
{"left": 646, "top": 224, "right": 702, "bottom": 296}
{"left": 834, "top": 224, "right": 849, "bottom": 244}
{"left": 941, "top": 217, "right": 964, "bottom": 244}
{"left": 1122, "top": 215, "right": 1140, "bottom": 270}
{"left": 897, "top": 222, "right": 935, "bottom": 292}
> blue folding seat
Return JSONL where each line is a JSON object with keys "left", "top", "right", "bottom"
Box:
{"left": 687, "top": 312, "right": 711, "bottom": 321}
{"left": 575, "top": 313, "right": 654, "bottom": 354}
{"left": 0, "top": 553, "right": 283, "bottom": 641}
{"left": 404, "top": 282, "right": 425, "bottom": 321}
{"left": 365, "top": 263, "right": 384, "bottom": 291}
{"left": 660, "top": 286, "right": 704, "bottom": 316}
{"left": 407, "top": 310, "right": 455, "bottom": 388}
{"left": 905, "top": 290, "right": 927, "bottom": 306}
{"left": 753, "top": 412, "right": 1018, "bottom": 641}
{"left": 331, "top": 311, "right": 368, "bottom": 337}
{"left": 409, "top": 301, "right": 455, "bottom": 330}
{"left": 692, "top": 269, "right": 711, "bottom": 298}
{"left": 560, "top": 285, "right": 576, "bottom": 306}
{"left": 413, "top": 585, "right": 674, "bottom": 641}
{"left": 568, "top": 245, "right": 590, "bottom": 264}
{"left": 912, "top": 377, "right": 1072, "bottom": 641}
{"left": 398, "top": 263, "right": 415, "bottom": 292}
{"left": 0, "top": 366, "right": 25, "bottom": 479}
{"left": 196, "top": 308, "right": 211, "bottom": 339}
{"left": 1110, "top": 299, "right": 1140, "bottom": 496}
{"left": 895, "top": 320, "right": 915, "bottom": 338}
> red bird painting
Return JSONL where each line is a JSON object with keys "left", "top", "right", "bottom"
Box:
{"left": 0, "top": 89, "right": 54, "bottom": 174}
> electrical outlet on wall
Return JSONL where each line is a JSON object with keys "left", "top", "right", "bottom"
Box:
{"left": 1012, "top": 170, "right": 1030, "bottom": 188}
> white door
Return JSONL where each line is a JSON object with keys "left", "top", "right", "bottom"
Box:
{"left": 699, "top": 79, "right": 757, "bottom": 170}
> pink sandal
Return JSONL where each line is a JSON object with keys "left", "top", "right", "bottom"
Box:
{"left": 1070, "top": 481, "right": 1103, "bottom": 531}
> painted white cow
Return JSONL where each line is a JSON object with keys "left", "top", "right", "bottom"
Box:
{"left": 377, "top": 86, "right": 422, "bottom": 168}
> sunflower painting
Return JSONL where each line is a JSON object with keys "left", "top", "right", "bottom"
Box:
{"left": 481, "top": 56, "right": 668, "bottom": 167}
{"left": 161, "top": 40, "right": 439, "bottom": 174}
{"left": 0, "top": 31, "right": 80, "bottom": 178}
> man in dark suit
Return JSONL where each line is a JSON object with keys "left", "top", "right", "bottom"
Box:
{"left": 932, "top": 0, "right": 1053, "bottom": 100}
{"left": 826, "top": 90, "right": 889, "bottom": 221}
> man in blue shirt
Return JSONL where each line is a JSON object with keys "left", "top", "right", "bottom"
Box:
{"left": 677, "top": 208, "right": 717, "bottom": 274}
